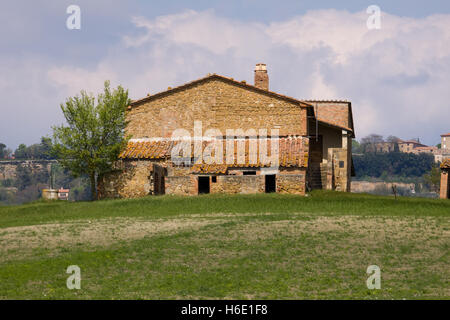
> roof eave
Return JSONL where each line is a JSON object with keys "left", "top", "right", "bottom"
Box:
{"left": 318, "top": 119, "right": 355, "bottom": 138}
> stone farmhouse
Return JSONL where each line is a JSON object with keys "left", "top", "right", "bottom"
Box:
{"left": 98, "top": 64, "right": 355, "bottom": 198}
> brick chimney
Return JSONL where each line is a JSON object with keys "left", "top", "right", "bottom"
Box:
{"left": 254, "top": 63, "right": 269, "bottom": 90}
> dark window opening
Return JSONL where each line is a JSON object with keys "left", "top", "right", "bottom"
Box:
{"left": 212, "top": 176, "right": 217, "bottom": 183}
{"left": 243, "top": 171, "right": 257, "bottom": 175}
{"left": 198, "top": 176, "right": 210, "bottom": 194}
{"left": 265, "top": 174, "right": 276, "bottom": 193}
{"left": 339, "top": 161, "right": 345, "bottom": 168}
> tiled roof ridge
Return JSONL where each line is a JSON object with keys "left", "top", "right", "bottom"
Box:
{"left": 399, "top": 140, "right": 426, "bottom": 144}
{"left": 129, "top": 73, "right": 312, "bottom": 108}
{"left": 304, "top": 99, "right": 351, "bottom": 103}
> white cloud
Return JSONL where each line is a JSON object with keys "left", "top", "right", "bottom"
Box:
{"left": 2, "top": 8, "right": 450, "bottom": 149}
{"left": 47, "top": 64, "right": 118, "bottom": 97}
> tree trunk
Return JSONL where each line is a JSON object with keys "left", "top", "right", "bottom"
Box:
{"left": 90, "top": 173, "right": 97, "bottom": 201}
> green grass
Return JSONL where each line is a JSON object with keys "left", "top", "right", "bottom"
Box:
{"left": 0, "top": 191, "right": 449, "bottom": 228}
{"left": 0, "top": 191, "right": 448, "bottom": 299}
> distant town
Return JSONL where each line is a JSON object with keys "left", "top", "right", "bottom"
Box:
{"left": 353, "top": 132, "right": 450, "bottom": 163}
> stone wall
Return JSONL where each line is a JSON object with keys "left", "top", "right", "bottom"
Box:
{"left": 98, "top": 160, "right": 154, "bottom": 199}
{"left": 332, "top": 148, "right": 350, "bottom": 192}
{"left": 99, "top": 163, "right": 308, "bottom": 198}
{"left": 277, "top": 170, "right": 306, "bottom": 195}
{"left": 211, "top": 175, "right": 265, "bottom": 194}
{"left": 126, "top": 78, "right": 308, "bottom": 139}
{"left": 165, "top": 176, "right": 198, "bottom": 195}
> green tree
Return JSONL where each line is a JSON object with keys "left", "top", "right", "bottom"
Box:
{"left": 352, "top": 139, "right": 361, "bottom": 154}
{"left": 52, "top": 81, "right": 130, "bottom": 200}
{"left": 0, "top": 143, "right": 6, "bottom": 158}
{"left": 40, "top": 137, "right": 53, "bottom": 159}
{"left": 14, "top": 144, "right": 28, "bottom": 159}
{"left": 14, "top": 137, "right": 54, "bottom": 160}
{"left": 353, "top": 152, "right": 434, "bottom": 178}
{"left": 423, "top": 166, "right": 441, "bottom": 193}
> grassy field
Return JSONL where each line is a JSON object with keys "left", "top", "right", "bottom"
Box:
{"left": 0, "top": 191, "right": 448, "bottom": 299}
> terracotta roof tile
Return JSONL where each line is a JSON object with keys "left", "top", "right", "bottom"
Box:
{"left": 118, "top": 140, "right": 174, "bottom": 159}
{"left": 120, "top": 137, "right": 309, "bottom": 170}
{"left": 191, "top": 164, "right": 228, "bottom": 174}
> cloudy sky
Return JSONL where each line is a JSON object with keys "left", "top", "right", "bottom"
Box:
{"left": 1, "top": 0, "right": 450, "bottom": 150}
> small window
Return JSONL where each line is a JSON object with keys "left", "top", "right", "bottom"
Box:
{"left": 243, "top": 171, "right": 257, "bottom": 175}
{"left": 212, "top": 176, "right": 217, "bottom": 183}
{"left": 339, "top": 161, "right": 345, "bottom": 168}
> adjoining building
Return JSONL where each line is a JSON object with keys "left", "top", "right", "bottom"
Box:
{"left": 98, "top": 64, "right": 355, "bottom": 198}
{"left": 398, "top": 139, "right": 428, "bottom": 153}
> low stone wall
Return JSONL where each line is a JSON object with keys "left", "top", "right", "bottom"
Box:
{"left": 351, "top": 181, "right": 415, "bottom": 194}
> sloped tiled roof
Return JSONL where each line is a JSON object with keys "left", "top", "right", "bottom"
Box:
{"left": 399, "top": 140, "right": 425, "bottom": 145}
{"left": 191, "top": 164, "right": 228, "bottom": 174}
{"left": 198, "top": 137, "right": 308, "bottom": 167}
{"left": 305, "top": 100, "right": 355, "bottom": 137}
{"left": 119, "top": 140, "right": 175, "bottom": 159}
{"left": 119, "top": 137, "right": 309, "bottom": 171}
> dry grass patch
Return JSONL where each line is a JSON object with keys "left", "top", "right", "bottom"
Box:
{"left": 0, "top": 217, "right": 225, "bottom": 263}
